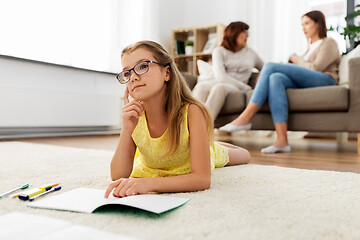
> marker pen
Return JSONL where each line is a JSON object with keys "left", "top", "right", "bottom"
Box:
{"left": 19, "top": 186, "right": 52, "bottom": 201}
{"left": 0, "top": 184, "right": 29, "bottom": 199}
{"left": 29, "top": 186, "right": 61, "bottom": 201}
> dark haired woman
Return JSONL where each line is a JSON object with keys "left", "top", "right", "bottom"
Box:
{"left": 220, "top": 11, "right": 341, "bottom": 153}
{"left": 192, "top": 21, "right": 263, "bottom": 119}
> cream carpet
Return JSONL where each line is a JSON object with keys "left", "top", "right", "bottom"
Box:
{"left": 1, "top": 142, "right": 360, "bottom": 240}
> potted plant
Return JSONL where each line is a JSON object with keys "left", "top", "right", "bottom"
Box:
{"left": 185, "top": 40, "right": 194, "bottom": 55}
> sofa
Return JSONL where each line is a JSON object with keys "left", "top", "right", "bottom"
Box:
{"left": 184, "top": 56, "right": 360, "bottom": 155}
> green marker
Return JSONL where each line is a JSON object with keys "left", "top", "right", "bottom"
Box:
{"left": 0, "top": 184, "right": 29, "bottom": 199}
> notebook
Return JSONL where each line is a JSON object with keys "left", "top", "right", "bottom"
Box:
{"left": 28, "top": 187, "right": 190, "bottom": 214}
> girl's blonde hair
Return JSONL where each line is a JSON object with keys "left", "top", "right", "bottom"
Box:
{"left": 121, "top": 40, "right": 214, "bottom": 156}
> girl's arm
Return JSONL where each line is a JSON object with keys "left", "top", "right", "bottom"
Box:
{"left": 110, "top": 130, "right": 136, "bottom": 180}
{"left": 105, "top": 104, "right": 212, "bottom": 198}
{"left": 110, "top": 87, "right": 143, "bottom": 180}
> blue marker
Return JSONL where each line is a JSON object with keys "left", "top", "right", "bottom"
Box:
{"left": 29, "top": 186, "right": 62, "bottom": 202}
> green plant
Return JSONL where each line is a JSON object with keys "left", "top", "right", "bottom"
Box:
{"left": 329, "top": 4, "right": 360, "bottom": 54}
{"left": 185, "top": 40, "right": 194, "bottom": 47}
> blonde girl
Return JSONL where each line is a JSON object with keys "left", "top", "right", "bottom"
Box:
{"left": 104, "top": 40, "right": 250, "bottom": 198}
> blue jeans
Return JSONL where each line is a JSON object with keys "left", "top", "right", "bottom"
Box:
{"left": 250, "top": 63, "right": 335, "bottom": 124}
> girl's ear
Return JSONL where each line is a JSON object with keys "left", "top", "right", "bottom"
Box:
{"left": 164, "top": 65, "right": 171, "bottom": 82}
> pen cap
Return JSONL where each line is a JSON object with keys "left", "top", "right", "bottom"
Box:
{"left": 19, "top": 194, "right": 29, "bottom": 201}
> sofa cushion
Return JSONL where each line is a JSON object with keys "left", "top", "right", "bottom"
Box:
{"left": 182, "top": 72, "right": 198, "bottom": 90}
{"left": 339, "top": 45, "right": 360, "bottom": 86}
{"left": 219, "top": 91, "right": 247, "bottom": 115}
{"left": 197, "top": 60, "right": 215, "bottom": 82}
{"left": 246, "top": 85, "right": 349, "bottom": 112}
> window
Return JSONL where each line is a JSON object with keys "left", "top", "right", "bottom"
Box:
{"left": 309, "top": 0, "right": 347, "bottom": 53}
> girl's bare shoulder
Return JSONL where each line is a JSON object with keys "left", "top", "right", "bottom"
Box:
{"left": 188, "top": 103, "right": 206, "bottom": 121}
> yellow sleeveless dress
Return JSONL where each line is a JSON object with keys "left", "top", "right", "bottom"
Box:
{"left": 130, "top": 104, "right": 229, "bottom": 178}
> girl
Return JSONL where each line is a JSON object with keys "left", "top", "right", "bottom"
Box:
{"left": 104, "top": 41, "right": 250, "bottom": 198}
{"left": 220, "top": 10, "right": 341, "bottom": 153}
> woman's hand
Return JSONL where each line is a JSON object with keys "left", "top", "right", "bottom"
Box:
{"left": 121, "top": 87, "right": 144, "bottom": 134}
{"left": 104, "top": 178, "right": 150, "bottom": 198}
{"left": 289, "top": 53, "right": 300, "bottom": 64}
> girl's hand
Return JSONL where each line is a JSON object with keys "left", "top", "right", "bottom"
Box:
{"left": 104, "top": 178, "right": 150, "bottom": 198}
{"left": 121, "top": 87, "right": 144, "bottom": 134}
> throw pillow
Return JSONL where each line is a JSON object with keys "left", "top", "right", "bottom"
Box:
{"left": 339, "top": 45, "right": 360, "bottom": 86}
{"left": 197, "top": 60, "right": 215, "bottom": 82}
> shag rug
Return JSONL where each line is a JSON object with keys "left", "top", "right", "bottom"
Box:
{"left": 1, "top": 142, "right": 360, "bottom": 240}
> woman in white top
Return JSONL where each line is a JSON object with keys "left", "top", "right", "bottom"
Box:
{"left": 192, "top": 21, "right": 263, "bottom": 119}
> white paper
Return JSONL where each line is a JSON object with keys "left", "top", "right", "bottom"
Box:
{"left": 28, "top": 187, "right": 190, "bottom": 214}
{"left": 0, "top": 212, "right": 69, "bottom": 239}
{"left": 0, "top": 212, "right": 138, "bottom": 240}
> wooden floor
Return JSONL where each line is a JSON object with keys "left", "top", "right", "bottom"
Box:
{"left": 4, "top": 133, "right": 360, "bottom": 173}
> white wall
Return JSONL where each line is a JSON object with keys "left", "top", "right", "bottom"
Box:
{"left": 0, "top": 56, "right": 122, "bottom": 133}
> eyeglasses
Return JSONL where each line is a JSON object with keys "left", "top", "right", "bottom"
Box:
{"left": 116, "top": 60, "right": 165, "bottom": 84}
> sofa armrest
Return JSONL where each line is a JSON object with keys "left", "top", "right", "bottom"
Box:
{"left": 248, "top": 71, "right": 259, "bottom": 89}
{"left": 348, "top": 57, "right": 360, "bottom": 90}
{"left": 182, "top": 72, "right": 198, "bottom": 90}
{"left": 347, "top": 56, "right": 360, "bottom": 131}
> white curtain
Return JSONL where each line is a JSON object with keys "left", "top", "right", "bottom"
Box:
{"left": 162, "top": 0, "right": 310, "bottom": 62}
{"left": 234, "top": 0, "right": 310, "bottom": 62}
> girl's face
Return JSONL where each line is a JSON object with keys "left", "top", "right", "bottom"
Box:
{"left": 302, "top": 15, "right": 319, "bottom": 39}
{"left": 236, "top": 30, "right": 249, "bottom": 49}
{"left": 121, "top": 48, "right": 170, "bottom": 101}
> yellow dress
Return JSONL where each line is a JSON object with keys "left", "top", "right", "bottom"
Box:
{"left": 130, "top": 104, "right": 229, "bottom": 178}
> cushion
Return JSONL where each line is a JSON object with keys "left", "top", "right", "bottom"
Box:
{"left": 196, "top": 60, "right": 215, "bottom": 82}
{"left": 219, "top": 91, "right": 247, "bottom": 114}
{"left": 339, "top": 45, "right": 360, "bottom": 86}
{"left": 246, "top": 85, "right": 349, "bottom": 112}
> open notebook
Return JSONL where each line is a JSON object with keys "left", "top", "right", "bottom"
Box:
{"left": 28, "top": 187, "right": 190, "bottom": 214}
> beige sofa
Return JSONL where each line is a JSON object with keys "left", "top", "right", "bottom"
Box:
{"left": 184, "top": 56, "right": 360, "bottom": 154}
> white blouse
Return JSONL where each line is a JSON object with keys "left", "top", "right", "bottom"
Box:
{"left": 304, "top": 39, "right": 323, "bottom": 61}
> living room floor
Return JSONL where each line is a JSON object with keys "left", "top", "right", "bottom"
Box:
{"left": 5, "top": 133, "right": 360, "bottom": 174}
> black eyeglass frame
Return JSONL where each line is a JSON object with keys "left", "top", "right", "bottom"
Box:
{"left": 116, "top": 60, "right": 167, "bottom": 84}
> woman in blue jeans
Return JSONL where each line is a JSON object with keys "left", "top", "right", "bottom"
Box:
{"left": 219, "top": 10, "right": 341, "bottom": 153}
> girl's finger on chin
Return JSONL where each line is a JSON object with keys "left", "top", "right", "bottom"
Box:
{"left": 123, "top": 87, "right": 130, "bottom": 105}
